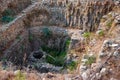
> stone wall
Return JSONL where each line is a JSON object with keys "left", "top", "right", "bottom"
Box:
{"left": 30, "top": 6, "right": 66, "bottom": 27}
{"left": 0, "top": 14, "right": 26, "bottom": 53}
{"left": 3, "top": 31, "right": 31, "bottom": 65}
{"left": 30, "top": 0, "right": 115, "bottom": 31}
{"left": 0, "top": 3, "right": 40, "bottom": 54}
{"left": 29, "top": 26, "right": 69, "bottom": 51}
{"left": 65, "top": 1, "right": 115, "bottom": 31}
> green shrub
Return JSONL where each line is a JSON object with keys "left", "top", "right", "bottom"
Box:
{"left": 46, "top": 54, "right": 66, "bottom": 66}
{"left": 67, "top": 61, "right": 78, "bottom": 71}
{"left": 66, "top": 38, "right": 71, "bottom": 47}
{"left": 83, "top": 32, "right": 91, "bottom": 38}
{"left": 98, "top": 30, "right": 104, "bottom": 36}
{"left": 106, "top": 19, "right": 113, "bottom": 28}
{"left": 85, "top": 56, "right": 96, "bottom": 65}
{"left": 42, "top": 28, "right": 52, "bottom": 37}
{"left": 29, "top": 34, "right": 33, "bottom": 42}
{"left": 0, "top": 9, "right": 15, "bottom": 23}
{"left": 1, "top": 16, "right": 14, "bottom": 23}
{"left": 44, "top": 47, "right": 67, "bottom": 66}
{"left": 42, "top": 38, "right": 71, "bottom": 66}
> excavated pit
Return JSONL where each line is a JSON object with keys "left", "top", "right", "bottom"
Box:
{"left": 3, "top": 27, "right": 73, "bottom": 73}
{"left": 32, "top": 51, "right": 44, "bottom": 59}
{"left": 28, "top": 27, "right": 71, "bottom": 73}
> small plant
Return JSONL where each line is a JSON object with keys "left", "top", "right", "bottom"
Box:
{"left": 44, "top": 47, "right": 67, "bottom": 66}
{"left": 0, "top": 9, "right": 15, "bottom": 23}
{"left": 1, "top": 16, "right": 14, "bottom": 23}
{"left": 98, "top": 30, "right": 104, "bottom": 36}
{"left": 65, "top": 38, "right": 71, "bottom": 50}
{"left": 83, "top": 32, "right": 91, "bottom": 38}
{"left": 15, "top": 70, "right": 26, "bottom": 80}
{"left": 42, "top": 38, "right": 71, "bottom": 66}
{"left": 1, "top": 58, "right": 7, "bottom": 62}
{"left": 29, "top": 34, "right": 33, "bottom": 42}
{"left": 42, "top": 28, "right": 52, "bottom": 37}
{"left": 66, "top": 39, "right": 71, "bottom": 47}
{"left": 106, "top": 19, "right": 114, "bottom": 28}
{"left": 85, "top": 56, "right": 96, "bottom": 66}
{"left": 67, "top": 61, "right": 78, "bottom": 71}
{"left": 46, "top": 54, "right": 66, "bottom": 66}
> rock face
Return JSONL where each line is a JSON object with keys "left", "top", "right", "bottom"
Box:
{"left": 26, "top": 0, "right": 115, "bottom": 32}
{"left": 79, "top": 39, "right": 120, "bottom": 80}
{"left": 97, "top": 39, "right": 120, "bottom": 80}
{"left": 78, "top": 8, "right": 120, "bottom": 80}
{"left": 65, "top": 1, "right": 115, "bottom": 31}
{"left": 3, "top": 31, "right": 31, "bottom": 65}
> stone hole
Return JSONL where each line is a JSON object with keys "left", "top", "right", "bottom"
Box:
{"left": 27, "top": 27, "right": 71, "bottom": 72}
{"left": 32, "top": 51, "right": 44, "bottom": 59}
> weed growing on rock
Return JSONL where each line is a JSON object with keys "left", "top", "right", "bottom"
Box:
{"left": 0, "top": 9, "right": 15, "bottom": 23}
{"left": 29, "top": 34, "right": 33, "bottom": 42}
{"left": 67, "top": 61, "right": 78, "bottom": 71}
{"left": 42, "top": 28, "right": 52, "bottom": 37}
{"left": 1, "top": 16, "right": 14, "bottom": 23}
{"left": 85, "top": 56, "right": 96, "bottom": 66}
{"left": 83, "top": 32, "right": 91, "bottom": 39}
{"left": 98, "top": 30, "right": 105, "bottom": 36}
{"left": 106, "top": 19, "right": 114, "bottom": 28}
{"left": 83, "top": 32, "right": 91, "bottom": 44}
{"left": 42, "top": 38, "right": 71, "bottom": 66}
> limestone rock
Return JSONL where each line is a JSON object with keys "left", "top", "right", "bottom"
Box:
{"left": 95, "top": 73, "right": 101, "bottom": 79}
{"left": 99, "top": 52, "right": 107, "bottom": 58}
{"left": 100, "top": 68, "right": 108, "bottom": 76}
{"left": 113, "top": 47, "right": 120, "bottom": 58}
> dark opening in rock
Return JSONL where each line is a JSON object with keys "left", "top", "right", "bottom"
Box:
{"left": 33, "top": 51, "right": 43, "bottom": 59}
{"left": 28, "top": 27, "right": 71, "bottom": 67}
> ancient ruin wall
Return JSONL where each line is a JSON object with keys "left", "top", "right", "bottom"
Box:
{"left": 30, "top": 1, "right": 115, "bottom": 31}
{"left": 0, "top": 3, "right": 40, "bottom": 53}
{"left": 65, "top": 1, "right": 115, "bottom": 31}
{"left": 0, "top": 1, "right": 116, "bottom": 56}
{"left": 3, "top": 31, "right": 30, "bottom": 65}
